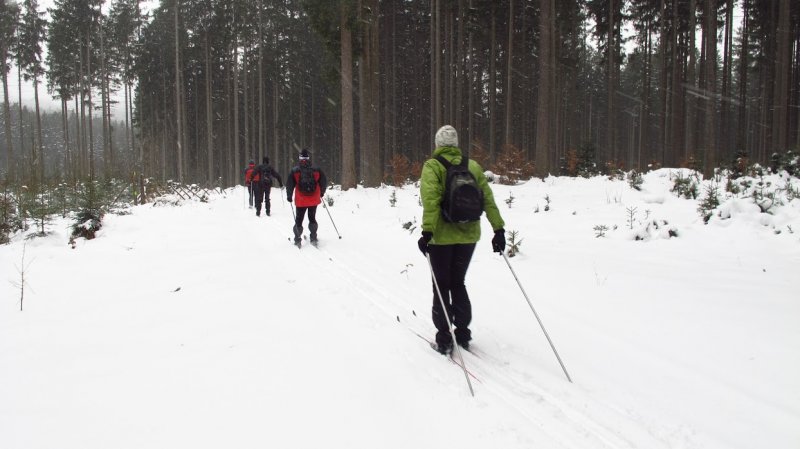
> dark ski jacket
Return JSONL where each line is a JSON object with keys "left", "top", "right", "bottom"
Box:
{"left": 252, "top": 163, "right": 283, "bottom": 189}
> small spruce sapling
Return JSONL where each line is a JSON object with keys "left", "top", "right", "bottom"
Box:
{"left": 506, "top": 230, "right": 523, "bottom": 257}
{"left": 671, "top": 171, "right": 700, "bottom": 199}
{"left": 627, "top": 170, "right": 643, "bottom": 190}
{"left": 389, "top": 190, "right": 398, "bottom": 207}
{"left": 698, "top": 183, "right": 721, "bottom": 224}
{"left": 543, "top": 194, "right": 551, "bottom": 211}
{"left": 593, "top": 225, "right": 609, "bottom": 238}
{"left": 626, "top": 206, "right": 638, "bottom": 229}
{"left": 71, "top": 182, "right": 105, "bottom": 240}
{"left": 12, "top": 244, "right": 31, "bottom": 311}
{"left": 752, "top": 176, "right": 779, "bottom": 213}
{"left": 505, "top": 192, "right": 515, "bottom": 208}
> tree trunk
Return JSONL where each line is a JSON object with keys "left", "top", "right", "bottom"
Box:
{"left": 434, "top": 0, "right": 442, "bottom": 129}
{"left": 33, "top": 75, "right": 44, "bottom": 183}
{"left": 702, "top": 0, "right": 717, "bottom": 175}
{"left": 61, "top": 98, "right": 70, "bottom": 181}
{"left": 720, "top": 0, "right": 733, "bottom": 161}
{"left": 205, "top": 33, "right": 214, "bottom": 185}
{"left": 100, "top": 29, "right": 109, "bottom": 177}
{"left": 359, "top": 0, "right": 381, "bottom": 187}
{"left": 271, "top": 33, "right": 279, "bottom": 170}
{"left": 488, "top": 3, "right": 497, "bottom": 159}
{"left": 685, "top": 0, "right": 696, "bottom": 162}
{"left": 174, "top": 0, "right": 183, "bottom": 182}
{"left": 771, "top": 0, "right": 791, "bottom": 152}
{"left": 1, "top": 69, "right": 13, "bottom": 181}
{"left": 455, "top": 0, "right": 465, "bottom": 135}
{"left": 534, "top": 0, "right": 552, "bottom": 177}
{"left": 607, "top": 0, "right": 616, "bottom": 165}
{"left": 504, "top": 0, "right": 514, "bottom": 149}
{"left": 242, "top": 47, "right": 249, "bottom": 167}
{"left": 659, "top": 0, "right": 668, "bottom": 166}
{"left": 87, "top": 29, "right": 96, "bottom": 180}
{"left": 17, "top": 63, "right": 25, "bottom": 179}
{"left": 736, "top": 0, "right": 749, "bottom": 153}
{"left": 340, "top": 2, "right": 356, "bottom": 189}
{"left": 233, "top": 43, "right": 240, "bottom": 185}
{"left": 466, "top": 0, "right": 474, "bottom": 153}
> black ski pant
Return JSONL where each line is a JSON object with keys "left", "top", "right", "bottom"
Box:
{"left": 293, "top": 206, "right": 318, "bottom": 240}
{"left": 247, "top": 184, "right": 254, "bottom": 206}
{"left": 428, "top": 243, "right": 476, "bottom": 347}
{"left": 253, "top": 182, "right": 272, "bottom": 215}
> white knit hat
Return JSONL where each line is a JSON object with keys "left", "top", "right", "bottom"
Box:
{"left": 435, "top": 125, "right": 458, "bottom": 148}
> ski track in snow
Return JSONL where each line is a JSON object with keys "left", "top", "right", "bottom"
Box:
{"left": 263, "top": 201, "right": 671, "bottom": 449}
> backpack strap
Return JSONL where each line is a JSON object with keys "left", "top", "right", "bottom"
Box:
{"left": 434, "top": 155, "right": 450, "bottom": 170}
{"left": 434, "top": 154, "right": 467, "bottom": 168}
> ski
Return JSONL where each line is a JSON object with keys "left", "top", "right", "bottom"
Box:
{"left": 412, "top": 331, "right": 481, "bottom": 383}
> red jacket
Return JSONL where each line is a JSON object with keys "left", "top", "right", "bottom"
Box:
{"left": 286, "top": 165, "right": 327, "bottom": 208}
{"left": 244, "top": 163, "right": 255, "bottom": 185}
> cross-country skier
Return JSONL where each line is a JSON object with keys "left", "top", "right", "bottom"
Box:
{"left": 417, "top": 125, "right": 506, "bottom": 354}
{"left": 286, "top": 149, "right": 327, "bottom": 246}
{"left": 251, "top": 156, "right": 283, "bottom": 217}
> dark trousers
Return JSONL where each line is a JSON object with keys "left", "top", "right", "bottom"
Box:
{"left": 293, "top": 206, "right": 319, "bottom": 240}
{"left": 247, "top": 184, "right": 254, "bottom": 206}
{"left": 428, "top": 243, "right": 476, "bottom": 346}
{"left": 253, "top": 183, "right": 272, "bottom": 215}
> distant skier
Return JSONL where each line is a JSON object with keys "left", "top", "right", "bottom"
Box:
{"left": 251, "top": 156, "right": 283, "bottom": 217}
{"left": 286, "top": 149, "right": 327, "bottom": 245}
{"left": 417, "top": 125, "right": 506, "bottom": 354}
{"left": 244, "top": 159, "right": 256, "bottom": 207}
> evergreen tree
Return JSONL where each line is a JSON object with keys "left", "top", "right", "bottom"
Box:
{"left": 1, "top": 0, "right": 19, "bottom": 181}
{"left": 17, "top": 0, "right": 47, "bottom": 183}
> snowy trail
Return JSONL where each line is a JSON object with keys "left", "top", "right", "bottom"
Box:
{"left": 2, "top": 178, "right": 798, "bottom": 449}
{"left": 265, "top": 195, "right": 669, "bottom": 449}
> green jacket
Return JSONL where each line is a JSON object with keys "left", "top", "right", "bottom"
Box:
{"left": 420, "top": 146, "right": 505, "bottom": 245}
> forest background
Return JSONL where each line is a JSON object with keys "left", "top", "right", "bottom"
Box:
{"left": 0, "top": 0, "right": 798, "bottom": 190}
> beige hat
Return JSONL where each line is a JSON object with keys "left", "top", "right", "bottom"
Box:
{"left": 435, "top": 125, "right": 458, "bottom": 148}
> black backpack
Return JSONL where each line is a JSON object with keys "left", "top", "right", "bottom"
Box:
{"left": 435, "top": 155, "right": 484, "bottom": 223}
{"left": 298, "top": 165, "right": 316, "bottom": 195}
{"left": 260, "top": 166, "right": 273, "bottom": 186}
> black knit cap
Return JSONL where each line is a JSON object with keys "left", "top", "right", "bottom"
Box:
{"left": 263, "top": 156, "right": 269, "bottom": 164}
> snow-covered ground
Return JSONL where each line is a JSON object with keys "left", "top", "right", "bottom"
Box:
{"left": 1, "top": 169, "right": 798, "bottom": 449}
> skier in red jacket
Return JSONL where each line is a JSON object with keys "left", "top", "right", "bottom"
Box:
{"left": 286, "top": 149, "right": 327, "bottom": 246}
{"left": 244, "top": 160, "right": 256, "bottom": 207}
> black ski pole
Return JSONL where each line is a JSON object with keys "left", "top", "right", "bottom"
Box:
{"left": 426, "top": 253, "right": 475, "bottom": 397}
{"left": 321, "top": 199, "right": 342, "bottom": 239}
{"left": 501, "top": 252, "right": 572, "bottom": 383}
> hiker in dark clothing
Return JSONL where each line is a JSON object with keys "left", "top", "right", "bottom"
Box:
{"left": 286, "top": 149, "right": 327, "bottom": 245}
{"left": 418, "top": 125, "right": 506, "bottom": 354}
{"left": 252, "top": 156, "right": 283, "bottom": 217}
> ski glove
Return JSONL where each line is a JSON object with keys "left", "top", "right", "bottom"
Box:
{"left": 287, "top": 196, "right": 292, "bottom": 203}
{"left": 418, "top": 231, "right": 433, "bottom": 255}
{"left": 492, "top": 229, "right": 506, "bottom": 253}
